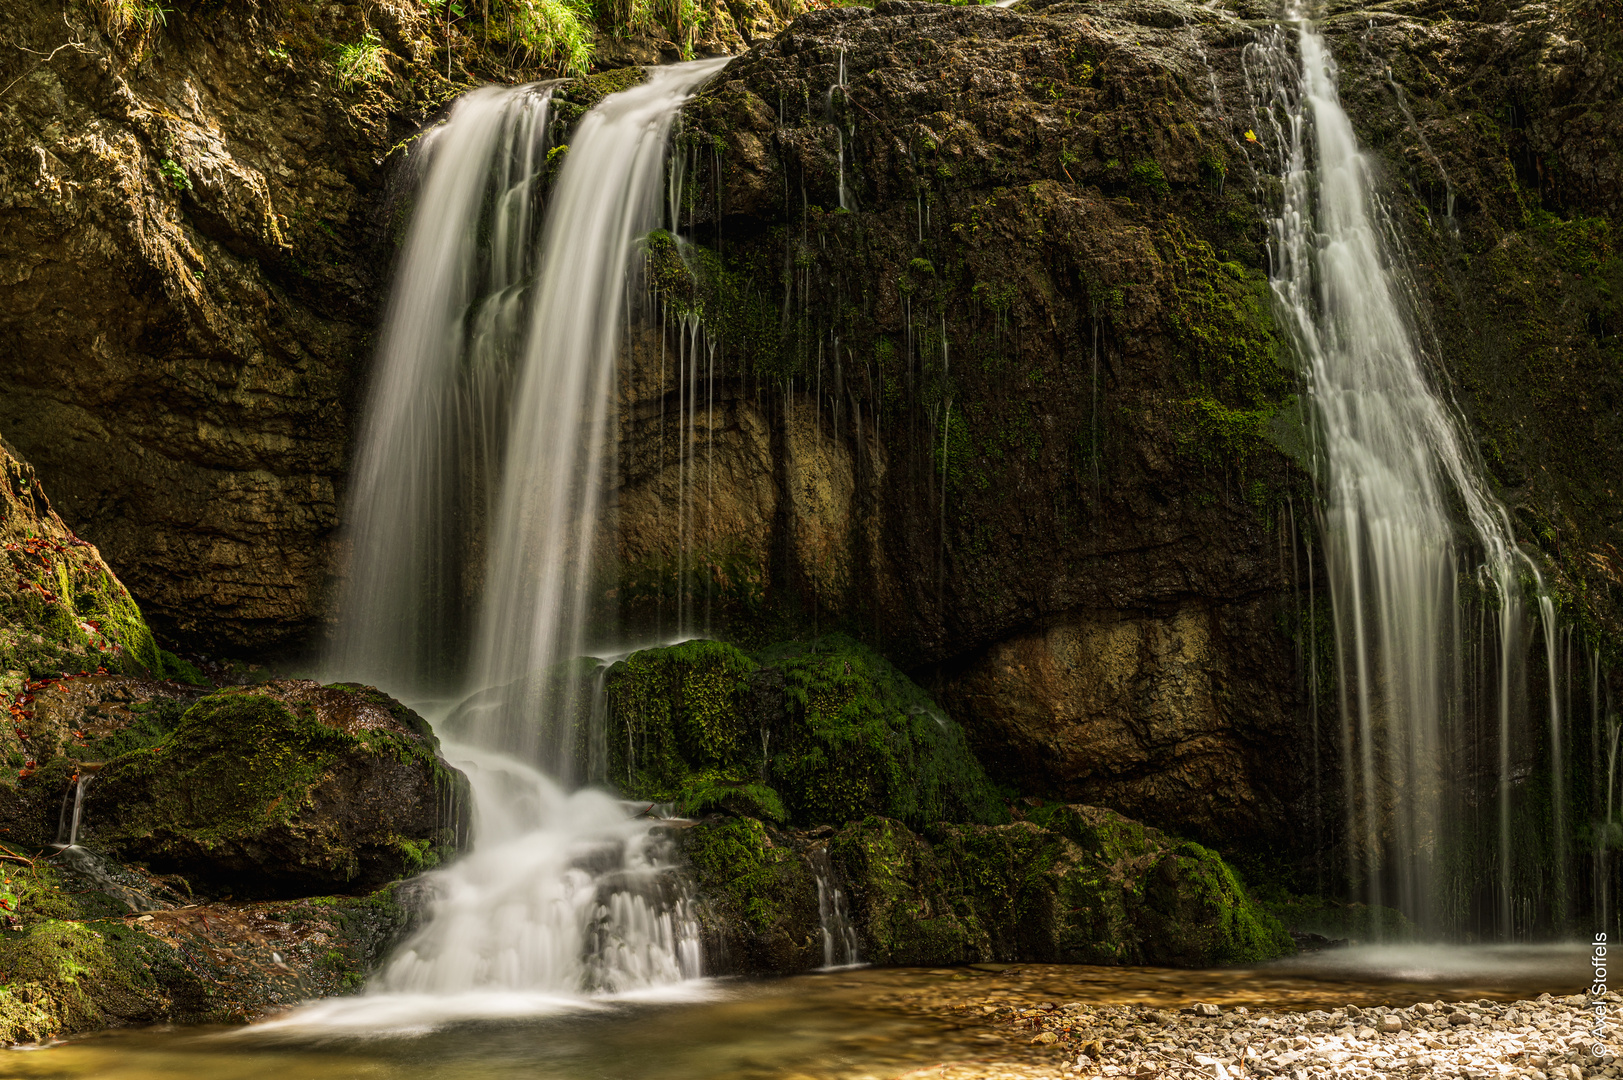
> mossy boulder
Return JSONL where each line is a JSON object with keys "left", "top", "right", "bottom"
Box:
{"left": 831, "top": 806, "right": 1292, "bottom": 968}
{"left": 604, "top": 635, "right": 1008, "bottom": 829}
{"left": 79, "top": 681, "right": 469, "bottom": 898}
{"left": 0, "top": 440, "right": 180, "bottom": 688}
{"left": 0, "top": 852, "right": 427, "bottom": 1043}
{"left": 828, "top": 816, "right": 987, "bottom": 965}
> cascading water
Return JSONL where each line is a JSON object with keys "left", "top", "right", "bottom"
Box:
{"left": 299, "top": 59, "right": 728, "bottom": 1030}
{"left": 807, "top": 848, "right": 860, "bottom": 970}
{"left": 328, "top": 84, "right": 554, "bottom": 696}
{"left": 1251, "top": 6, "right": 1568, "bottom": 935}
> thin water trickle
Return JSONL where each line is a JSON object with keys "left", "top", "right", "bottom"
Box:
{"left": 315, "top": 59, "right": 727, "bottom": 1031}
{"left": 807, "top": 848, "right": 861, "bottom": 970}
{"left": 54, "top": 770, "right": 93, "bottom": 848}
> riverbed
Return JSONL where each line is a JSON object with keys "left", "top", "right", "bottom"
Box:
{"left": 1, "top": 945, "right": 1597, "bottom": 1079}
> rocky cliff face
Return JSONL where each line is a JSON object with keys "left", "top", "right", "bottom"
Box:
{"left": 0, "top": 0, "right": 804, "bottom": 656}
{"left": 622, "top": 0, "right": 1623, "bottom": 859}
{"left": 1, "top": 0, "right": 1618, "bottom": 874}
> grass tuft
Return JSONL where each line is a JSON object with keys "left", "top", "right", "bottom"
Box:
{"left": 333, "top": 29, "right": 388, "bottom": 89}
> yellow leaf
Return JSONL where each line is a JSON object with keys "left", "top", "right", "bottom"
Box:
{"left": 1244, "top": 130, "right": 1258, "bottom": 143}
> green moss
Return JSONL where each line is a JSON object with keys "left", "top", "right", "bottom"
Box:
{"left": 641, "top": 230, "right": 784, "bottom": 373}
{"left": 1140, "top": 841, "right": 1295, "bottom": 965}
{"left": 1129, "top": 159, "right": 1170, "bottom": 197}
{"left": 675, "top": 775, "right": 787, "bottom": 822}
{"left": 0, "top": 917, "right": 173, "bottom": 1042}
{"left": 76, "top": 698, "right": 187, "bottom": 761}
{"left": 765, "top": 635, "right": 1006, "bottom": 828}
{"left": 605, "top": 635, "right": 1004, "bottom": 829}
{"left": 606, "top": 639, "right": 758, "bottom": 799}
{"left": 1160, "top": 226, "right": 1289, "bottom": 407}
{"left": 88, "top": 690, "right": 463, "bottom": 890}
{"left": 109, "top": 694, "right": 350, "bottom": 845}
{"left": 682, "top": 817, "right": 784, "bottom": 932}
{"left": 829, "top": 816, "right": 980, "bottom": 964}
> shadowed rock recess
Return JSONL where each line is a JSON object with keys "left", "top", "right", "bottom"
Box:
{"left": 0, "top": 0, "right": 1619, "bottom": 1045}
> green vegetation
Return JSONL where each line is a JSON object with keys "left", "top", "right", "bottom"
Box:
{"left": 604, "top": 636, "right": 1007, "bottom": 830}
{"left": 0, "top": 527, "right": 181, "bottom": 683}
{"left": 488, "top": 0, "right": 594, "bottom": 76}
{"left": 682, "top": 816, "right": 789, "bottom": 932}
{"left": 157, "top": 159, "right": 190, "bottom": 192}
{"left": 1129, "top": 159, "right": 1170, "bottom": 197}
{"left": 100, "top": 0, "right": 167, "bottom": 36}
{"left": 333, "top": 29, "right": 388, "bottom": 89}
{"left": 86, "top": 689, "right": 463, "bottom": 893}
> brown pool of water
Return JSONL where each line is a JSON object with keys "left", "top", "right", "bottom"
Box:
{"left": 2, "top": 950, "right": 1587, "bottom": 1080}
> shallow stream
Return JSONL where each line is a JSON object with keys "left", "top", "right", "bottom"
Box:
{"left": 4, "top": 946, "right": 1587, "bottom": 1080}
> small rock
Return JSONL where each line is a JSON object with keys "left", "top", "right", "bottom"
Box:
{"left": 1191, "top": 1002, "right": 1222, "bottom": 1017}
{"left": 1357, "top": 1025, "right": 1377, "bottom": 1039}
{"left": 1080, "top": 1039, "right": 1105, "bottom": 1059}
{"left": 1449, "top": 1010, "right": 1474, "bottom": 1025}
{"left": 1031, "top": 1031, "right": 1058, "bottom": 1044}
{"left": 1416, "top": 1002, "right": 1437, "bottom": 1016}
{"left": 1378, "top": 1015, "right": 1405, "bottom": 1033}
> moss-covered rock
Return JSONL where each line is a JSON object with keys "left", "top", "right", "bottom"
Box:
{"left": 604, "top": 635, "right": 1007, "bottom": 829}
{"left": 830, "top": 806, "right": 1292, "bottom": 968}
{"left": 0, "top": 440, "right": 176, "bottom": 687}
{"left": 678, "top": 816, "right": 823, "bottom": 971}
{"left": 829, "top": 815, "right": 987, "bottom": 965}
{"left": 678, "top": 804, "right": 1293, "bottom": 974}
{"left": 79, "top": 681, "right": 469, "bottom": 897}
{"left": 0, "top": 851, "right": 426, "bottom": 1043}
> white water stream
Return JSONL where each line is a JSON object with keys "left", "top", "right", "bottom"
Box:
{"left": 1254, "top": 8, "right": 1563, "bottom": 933}
{"left": 305, "top": 59, "right": 727, "bottom": 1031}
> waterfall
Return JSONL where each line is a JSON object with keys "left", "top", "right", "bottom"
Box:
{"left": 459, "top": 58, "right": 729, "bottom": 766}
{"left": 328, "top": 85, "right": 554, "bottom": 696}
{"left": 303, "top": 59, "right": 727, "bottom": 1030}
{"left": 54, "top": 770, "right": 92, "bottom": 848}
{"left": 1254, "top": 8, "right": 1561, "bottom": 934}
{"left": 807, "top": 848, "right": 860, "bottom": 970}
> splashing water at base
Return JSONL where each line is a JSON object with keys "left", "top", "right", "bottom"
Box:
{"left": 257, "top": 744, "right": 708, "bottom": 1033}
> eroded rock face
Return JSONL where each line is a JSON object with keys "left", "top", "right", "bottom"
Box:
{"left": 0, "top": 0, "right": 544, "bottom": 653}
{"left": 655, "top": 0, "right": 1317, "bottom": 851}
{"left": 940, "top": 605, "right": 1290, "bottom": 841}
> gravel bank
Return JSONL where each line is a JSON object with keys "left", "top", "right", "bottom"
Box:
{"left": 923, "top": 991, "right": 1620, "bottom": 1080}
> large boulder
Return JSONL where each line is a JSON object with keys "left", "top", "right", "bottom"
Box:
{"left": 0, "top": 848, "right": 426, "bottom": 1044}
{"left": 79, "top": 680, "right": 469, "bottom": 898}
